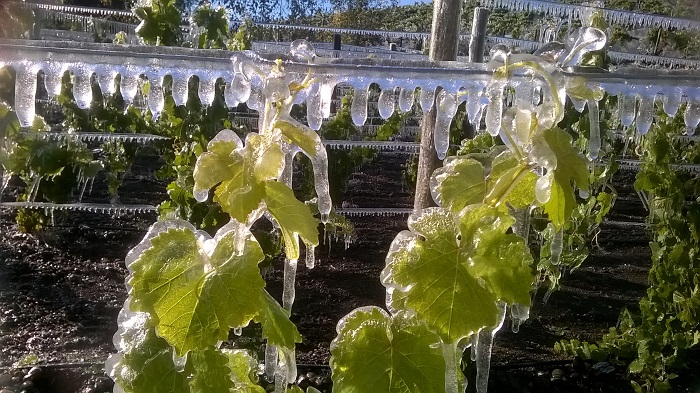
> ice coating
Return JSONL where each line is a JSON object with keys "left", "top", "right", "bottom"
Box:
{"left": 587, "top": 99, "right": 601, "bottom": 159}
{"left": 398, "top": 87, "right": 415, "bottom": 113}
{"left": 377, "top": 87, "right": 396, "bottom": 119}
{"left": 247, "top": 83, "right": 265, "bottom": 111}
{"left": 350, "top": 86, "right": 369, "bottom": 126}
{"left": 289, "top": 39, "right": 316, "bottom": 63}
{"left": 561, "top": 27, "right": 606, "bottom": 67}
{"left": 72, "top": 68, "right": 94, "bottom": 110}
{"left": 14, "top": 64, "right": 38, "bottom": 127}
{"left": 636, "top": 93, "right": 655, "bottom": 135}
{"left": 476, "top": 302, "right": 507, "bottom": 393}
{"left": 434, "top": 91, "right": 458, "bottom": 160}
{"left": 192, "top": 129, "right": 242, "bottom": 202}
{"left": 282, "top": 258, "right": 298, "bottom": 311}
{"left": 198, "top": 75, "right": 217, "bottom": 105}
{"left": 550, "top": 227, "right": 564, "bottom": 265}
{"left": 619, "top": 93, "right": 636, "bottom": 127}
{"left": 147, "top": 76, "right": 164, "bottom": 118}
{"left": 419, "top": 87, "right": 435, "bottom": 113}
{"left": 171, "top": 74, "right": 189, "bottom": 106}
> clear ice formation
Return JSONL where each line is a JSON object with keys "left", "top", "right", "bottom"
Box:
{"left": 587, "top": 99, "right": 601, "bottom": 159}
{"left": 476, "top": 302, "right": 507, "bottom": 393}
{"left": 1, "top": 39, "right": 698, "bottom": 144}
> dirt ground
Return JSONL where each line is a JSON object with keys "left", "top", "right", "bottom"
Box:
{"left": 0, "top": 152, "right": 687, "bottom": 392}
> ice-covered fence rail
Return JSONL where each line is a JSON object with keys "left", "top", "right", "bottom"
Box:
{"left": 0, "top": 201, "right": 158, "bottom": 214}
{"left": 335, "top": 207, "right": 413, "bottom": 217}
{"left": 36, "top": 9, "right": 138, "bottom": 36}
{"left": 480, "top": 0, "right": 700, "bottom": 31}
{"left": 16, "top": 2, "right": 134, "bottom": 18}
{"left": 1, "top": 39, "right": 699, "bottom": 149}
{"left": 323, "top": 140, "right": 420, "bottom": 152}
{"left": 18, "top": 131, "right": 170, "bottom": 143}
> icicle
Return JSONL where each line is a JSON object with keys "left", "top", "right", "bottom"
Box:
{"left": 247, "top": 83, "right": 264, "bottom": 112}
{"left": 485, "top": 81, "right": 505, "bottom": 137}
{"left": 419, "top": 87, "right": 435, "bottom": 113}
{"left": 119, "top": 74, "right": 139, "bottom": 105}
{"left": 264, "top": 345, "right": 278, "bottom": 382}
{"left": 661, "top": 88, "right": 682, "bottom": 117}
{"left": 44, "top": 64, "right": 64, "bottom": 98}
{"left": 72, "top": 68, "right": 93, "bottom": 109}
{"left": 636, "top": 94, "right": 655, "bottom": 135}
{"left": 442, "top": 342, "right": 460, "bottom": 393}
{"left": 476, "top": 302, "right": 507, "bottom": 393}
{"left": 684, "top": 99, "right": 700, "bottom": 132}
{"left": 306, "top": 83, "right": 323, "bottom": 130}
{"left": 351, "top": 86, "right": 369, "bottom": 126}
{"left": 378, "top": 87, "right": 396, "bottom": 119}
{"left": 198, "top": 76, "right": 217, "bottom": 105}
{"left": 320, "top": 81, "right": 335, "bottom": 119}
{"left": 470, "top": 333, "right": 479, "bottom": 361}
{"left": 467, "top": 90, "right": 483, "bottom": 127}
{"left": 278, "top": 346, "right": 297, "bottom": 384}
{"left": 282, "top": 258, "right": 298, "bottom": 311}
{"left": 147, "top": 76, "right": 164, "bottom": 119}
{"left": 305, "top": 244, "right": 316, "bottom": 269}
{"left": 510, "top": 303, "right": 530, "bottom": 333}
{"left": 28, "top": 176, "right": 42, "bottom": 202}
{"left": 511, "top": 207, "right": 531, "bottom": 240}
{"left": 434, "top": 91, "right": 457, "bottom": 160}
{"left": 398, "top": 87, "right": 414, "bottom": 113}
{"left": 97, "top": 72, "right": 116, "bottom": 95}
{"left": 619, "top": 93, "right": 636, "bottom": 128}
{"left": 542, "top": 289, "right": 553, "bottom": 304}
{"left": 550, "top": 227, "right": 564, "bottom": 265}
{"left": 0, "top": 172, "right": 9, "bottom": 200}
{"left": 224, "top": 80, "right": 239, "bottom": 108}
{"left": 171, "top": 75, "right": 189, "bottom": 106}
{"left": 570, "top": 97, "right": 587, "bottom": 113}
{"left": 14, "top": 64, "right": 38, "bottom": 127}
{"left": 587, "top": 99, "right": 600, "bottom": 159}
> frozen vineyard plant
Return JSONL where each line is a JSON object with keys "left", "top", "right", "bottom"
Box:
{"left": 0, "top": 18, "right": 700, "bottom": 393}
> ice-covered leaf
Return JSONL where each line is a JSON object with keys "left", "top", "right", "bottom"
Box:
{"left": 383, "top": 207, "right": 536, "bottom": 342}
{"left": 330, "top": 307, "right": 446, "bottom": 393}
{"left": 224, "top": 349, "right": 266, "bottom": 393}
{"left": 193, "top": 130, "right": 284, "bottom": 222}
{"left": 431, "top": 157, "right": 486, "bottom": 214}
{"left": 275, "top": 118, "right": 318, "bottom": 157}
{"left": 265, "top": 181, "right": 318, "bottom": 260}
{"left": 486, "top": 150, "right": 537, "bottom": 208}
{"left": 186, "top": 348, "right": 234, "bottom": 393}
{"left": 537, "top": 128, "right": 589, "bottom": 229}
{"left": 128, "top": 222, "right": 266, "bottom": 355}
{"left": 383, "top": 208, "right": 498, "bottom": 342}
{"left": 107, "top": 313, "right": 189, "bottom": 393}
{"left": 459, "top": 205, "right": 534, "bottom": 305}
{"left": 254, "top": 290, "right": 302, "bottom": 349}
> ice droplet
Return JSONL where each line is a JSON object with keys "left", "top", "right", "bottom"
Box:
{"left": 619, "top": 93, "right": 636, "bottom": 127}
{"left": 231, "top": 74, "right": 251, "bottom": 104}
{"left": 684, "top": 100, "right": 700, "bottom": 131}
{"left": 419, "top": 87, "right": 435, "bottom": 113}
{"left": 289, "top": 39, "right": 316, "bottom": 62}
{"left": 587, "top": 99, "right": 601, "bottom": 159}
{"left": 398, "top": 87, "right": 414, "bottom": 113}
{"left": 171, "top": 75, "right": 189, "bottom": 106}
{"left": 193, "top": 189, "right": 208, "bottom": 202}
{"left": 15, "top": 65, "right": 38, "bottom": 127}
{"left": 351, "top": 86, "right": 369, "bottom": 126}
{"left": 636, "top": 94, "right": 655, "bottom": 135}
{"left": 147, "top": 76, "right": 164, "bottom": 118}
{"left": 378, "top": 88, "right": 395, "bottom": 119}
{"left": 282, "top": 258, "right": 298, "bottom": 311}
{"left": 198, "top": 76, "right": 217, "bottom": 105}
{"left": 73, "top": 68, "right": 94, "bottom": 109}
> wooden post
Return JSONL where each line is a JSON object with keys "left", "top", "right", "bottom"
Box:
{"left": 462, "top": 7, "right": 491, "bottom": 139}
{"left": 413, "top": 0, "right": 463, "bottom": 211}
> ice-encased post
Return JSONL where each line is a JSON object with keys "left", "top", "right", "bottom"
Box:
{"left": 468, "top": 8, "right": 490, "bottom": 63}
{"left": 414, "top": 0, "right": 462, "bottom": 211}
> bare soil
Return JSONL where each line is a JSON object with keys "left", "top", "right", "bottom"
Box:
{"left": 0, "top": 153, "right": 691, "bottom": 392}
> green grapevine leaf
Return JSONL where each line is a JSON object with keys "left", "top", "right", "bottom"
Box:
{"left": 275, "top": 118, "right": 319, "bottom": 158}
{"left": 486, "top": 150, "right": 537, "bottom": 208}
{"left": 384, "top": 207, "right": 535, "bottom": 342}
{"left": 129, "top": 221, "right": 266, "bottom": 355}
{"left": 108, "top": 312, "right": 189, "bottom": 393}
{"left": 186, "top": 348, "right": 234, "bottom": 393}
{"left": 538, "top": 128, "right": 589, "bottom": 229}
{"left": 224, "top": 349, "right": 266, "bottom": 393}
{"left": 254, "top": 290, "right": 302, "bottom": 349}
{"left": 431, "top": 156, "right": 486, "bottom": 214}
{"left": 264, "top": 181, "right": 318, "bottom": 260}
{"left": 330, "top": 307, "right": 446, "bottom": 393}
